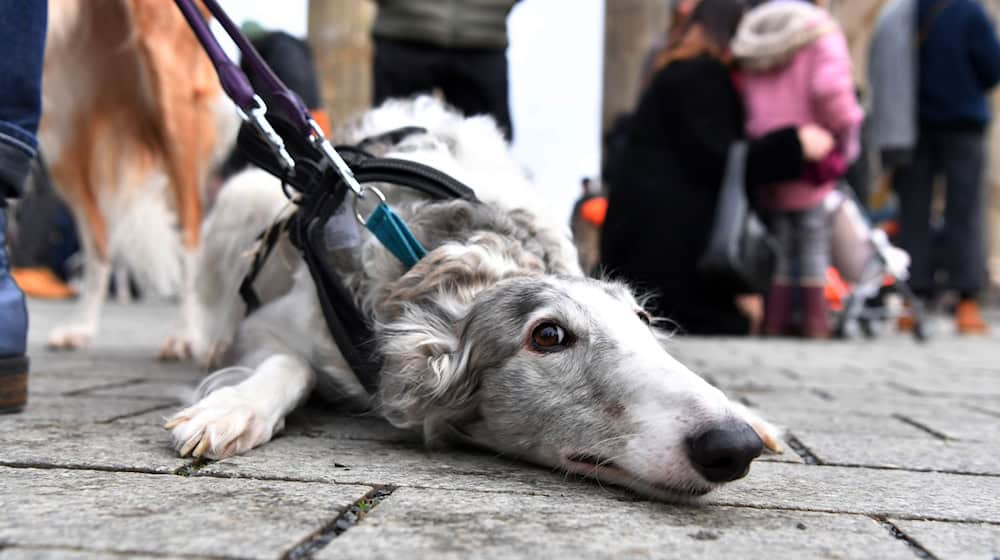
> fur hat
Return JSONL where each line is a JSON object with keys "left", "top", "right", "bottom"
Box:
{"left": 731, "top": 1, "right": 836, "bottom": 71}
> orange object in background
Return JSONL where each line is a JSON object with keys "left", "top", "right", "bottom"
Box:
{"left": 825, "top": 266, "right": 848, "bottom": 311}
{"left": 580, "top": 196, "right": 608, "bottom": 226}
{"left": 11, "top": 268, "right": 76, "bottom": 300}
{"left": 310, "top": 109, "right": 331, "bottom": 136}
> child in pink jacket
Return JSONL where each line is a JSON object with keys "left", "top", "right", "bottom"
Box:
{"left": 732, "top": 0, "right": 863, "bottom": 338}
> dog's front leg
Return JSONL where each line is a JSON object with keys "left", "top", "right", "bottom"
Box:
{"left": 47, "top": 247, "right": 110, "bottom": 350}
{"left": 164, "top": 354, "right": 315, "bottom": 459}
{"left": 158, "top": 248, "right": 199, "bottom": 361}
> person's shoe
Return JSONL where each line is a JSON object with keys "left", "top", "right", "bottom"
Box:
{"left": 0, "top": 206, "right": 29, "bottom": 413}
{"left": 801, "top": 285, "right": 830, "bottom": 339}
{"left": 0, "top": 355, "right": 28, "bottom": 413}
{"left": 762, "top": 283, "right": 793, "bottom": 336}
{"left": 11, "top": 267, "right": 75, "bottom": 299}
{"left": 955, "top": 299, "right": 989, "bottom": 335}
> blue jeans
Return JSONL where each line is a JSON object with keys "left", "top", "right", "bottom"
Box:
{"left": 1, "top": 0, "right": 47, "bottom": 357}
{"left": 0, "top": 0, "right": 48, "bottom": 199}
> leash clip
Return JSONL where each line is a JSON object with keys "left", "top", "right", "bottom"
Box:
{"left": 237, "top": 95, "right": 296, "bottom": 172}
{"left": 308, "top": 119, "right": 365, "bottom": 198}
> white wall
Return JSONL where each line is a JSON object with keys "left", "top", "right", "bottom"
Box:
{"left": 211, "top": 0, "right": 606, "bottom": 223}
{"left": 508, "top": 0, "right": 605, "bottom": 223}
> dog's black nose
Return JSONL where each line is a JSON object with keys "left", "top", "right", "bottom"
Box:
{"left": 686, "top": 421, "right": 764, "bottom": 483}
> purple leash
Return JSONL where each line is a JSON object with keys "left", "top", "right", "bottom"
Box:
{"left": 173, "top": 0, "right": 364, "bottom": 197}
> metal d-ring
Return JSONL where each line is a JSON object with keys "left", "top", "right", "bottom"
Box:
{"left": 353, "top": 185, "right": 387, "bottom": 226}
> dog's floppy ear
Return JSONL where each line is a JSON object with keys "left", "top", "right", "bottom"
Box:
{"left": 375, "top": 234, "right": 544, "bottom": 442}
{"left": 376, "top": 305, "right": 478, "bottom": 442}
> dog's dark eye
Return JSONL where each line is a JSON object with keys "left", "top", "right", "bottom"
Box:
{"left": 531, "top": 322, "right": 570, "bottom": 351}
{"left": 636, "top": 310, "right": 652, "bottom": 325}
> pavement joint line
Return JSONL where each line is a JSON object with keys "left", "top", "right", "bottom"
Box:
{"left": 283, "top": 485, "right": 396, "bottom": 560}
{"left": 967, "top": 404, "right": 1000, "bottom": 419}
{"left": 886, "top": 381, "right": 927, "bottom": 397}
{"left": 871, "top": 515, "right": 940, "bottom": 560}
{"left": 712, "top": 502, "right": 1000, "bottom": 526}
{"left": 890, "top": 413, "right": 953, "bottom": 441}
{"left": 60, "top": 377, "right": 147, "bottom": 397}
{"left": 101, "top": 402, "right": 181, "bottom": 424}
{"left": 810, "top": 388, "right": 835, "bottom": 401}
{"left": 778, "top": 367, "right": 801, "bottom": 380}
{"left": 0, "top": 461, "right": 172, "bottom": 476}
{"left": 174, "top": 458, "right": 213, "bottom": 477}
{"left": 783, "top": 433, "right": 823, "bottom": 465}
{"left": 817, "top": 461, "right": 1000, "bottom": 478}
{"left": 0, "top": 543, "right": 245, "bottom": 560}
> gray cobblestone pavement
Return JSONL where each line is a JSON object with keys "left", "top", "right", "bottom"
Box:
{"left": 2, "top": 300, "right": 998, "bottom": 559}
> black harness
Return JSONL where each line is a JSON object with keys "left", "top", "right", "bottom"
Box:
{"left": 235, "top": 119, "right": 478, "bottom": 395}
{"left": 174, "top": 0, "right": 479, "bottom": 395}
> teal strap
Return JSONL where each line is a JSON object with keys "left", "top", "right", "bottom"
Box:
{"left": 364, "top": 202, "right": 427, "bottom": 268}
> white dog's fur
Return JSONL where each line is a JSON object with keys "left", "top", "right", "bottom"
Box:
{"left": 166, "top": 97, "right": 780, "bottom": 500}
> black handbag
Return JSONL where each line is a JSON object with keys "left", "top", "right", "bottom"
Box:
{"left": 697, "top": 142, "right": 779, "bottom": 293}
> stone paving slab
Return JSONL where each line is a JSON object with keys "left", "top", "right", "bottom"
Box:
{"left": 709, "top": 461, "right": 1000, "bottom": 523}
{"left": 761, "top": 408, "right": 932, "bottom": 438}
{"left": 8, "top": 300, "right": 1000, "bottom": 559}
{"left": 321, "top": 487, "right": 915, "bottom": 560}
{"left": 12, "top": 394, "right": 178, "bottom": 424}
{"left": 0, "top": 467, "right": 370, "bottom": 559}
{"left": 0, "top": 420, "right": 188, "bottom": 474}
{"left": 23, "top": 373, "right": 147, "bottom": 397}
{"left": 0, "top": 548, "right": 189, "bottom": 560}
{"left": 890, "top": 519, "right": 1000, "bottom": 560}
{"left": 194, "top": 435, "right": 595, "bottom": 497}
{"left": 793, "top": 430, "right": 1000, "bottom": 475}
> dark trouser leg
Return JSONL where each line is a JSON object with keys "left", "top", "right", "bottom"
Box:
{"left": 797, "top": 205, "right": 832, "bottom": 338}
{"left": 797, "top": 204, "right": 832, "bottom": 285}
{"left": 893, "top": 133, "right": 937, "bottom": 298}
{"left": 764, "top": 213, "right": 794, "bottom": 335}
{"left": 938, "top": 129, "right": 986, "bottom": 298}
{"left": 443, "top": 48, "right": 513, "bottom": 140}
{"left": 372, "top": 38, "right": 439, "bottom": 106}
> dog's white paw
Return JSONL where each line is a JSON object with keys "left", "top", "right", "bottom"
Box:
{"left": 164, "top": 386, "right": 280, "bottom": 459}
{"left": 158, "top": 334, "right": 193, "bottom": 362}
{"left": 47, "top": 324, "right": 95, "bottom": 350}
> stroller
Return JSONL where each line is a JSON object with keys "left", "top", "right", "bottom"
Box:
{"left": 824, "top": 186, "right": 927, "bottom": 341}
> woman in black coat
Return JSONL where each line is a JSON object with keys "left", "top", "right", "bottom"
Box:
{"left": 601, "top": 0, "right": 833, "bottom": 335}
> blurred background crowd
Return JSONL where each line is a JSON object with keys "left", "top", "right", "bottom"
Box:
{"left": 4, "top": 0, "right": 1000, "bottom": 353}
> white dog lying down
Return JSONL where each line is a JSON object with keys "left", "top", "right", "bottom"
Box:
{"left": 166, "top": 97, "right": 781, "bottom": 500}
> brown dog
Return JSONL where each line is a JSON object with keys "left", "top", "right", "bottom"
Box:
{"left": 39, "top": 0, "right": 237, "bottom": 356}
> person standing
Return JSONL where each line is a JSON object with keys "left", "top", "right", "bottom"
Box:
{"left": 370, "top": 0, "right": 518, "bottom": 140}
{"left": 733, "top": 0, "right": 864, "bottom": 338}
{"left": 1, "top": 1, "right": 48, "bottom": 412}
{"left": 890, "top": 0, "right": 1000, "bottom": 334}
{"left": 600, "top": 0, "right": 835, "bottom": 335}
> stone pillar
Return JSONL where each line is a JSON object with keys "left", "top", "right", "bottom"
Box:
{"left": 307, "top": 0, "right": 375, "bottom": 128}
{"left": 601, "top": 0, "right": 668, "bottom": 133}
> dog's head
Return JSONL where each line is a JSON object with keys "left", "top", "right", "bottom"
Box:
{"left": 375, "top": 234, "right": 780, "bottom": 500}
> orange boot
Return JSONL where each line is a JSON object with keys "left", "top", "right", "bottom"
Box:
{"left": 955, "top": 299, "right": 989, "bottom": 335}
{"left": 10, "top": 267, "right": 75, "bottom": 299}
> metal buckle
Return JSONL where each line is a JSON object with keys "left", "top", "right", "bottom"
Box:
{"left": 352, "top": 185, "right": 387, "bottom": 226}
{"left": 236, "top": 95, "right": 296, "bottom": 172}
{"left": 308, "top": 119, "right": 365, "bottom": 198}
